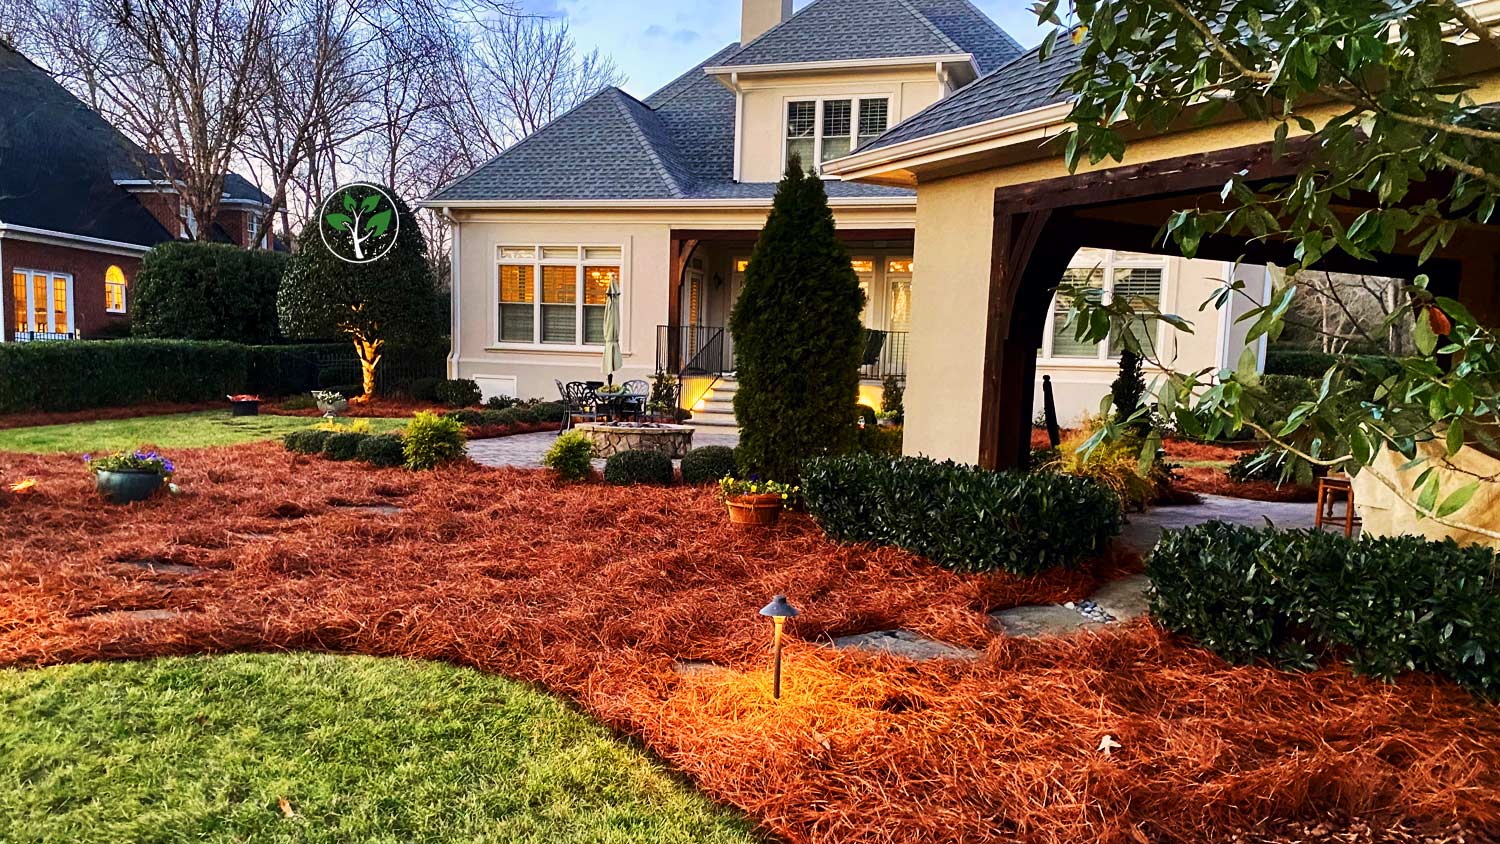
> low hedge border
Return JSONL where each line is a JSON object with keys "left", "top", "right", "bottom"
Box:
{"left": 1148, "top": 522, "right": 1500, "bottom": 695}
{"left": 802, "top": 454, "right": 1123, "bottom": 575}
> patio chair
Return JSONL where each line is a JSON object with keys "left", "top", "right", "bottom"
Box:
{"left": 562, "top": 381, "right": 604, "bottom": 431}
{"left": 621, "top": 379, "right": 650, "bottom": 421}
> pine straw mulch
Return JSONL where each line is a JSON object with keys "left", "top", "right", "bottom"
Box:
{"left": 1, "top": 444, "right": 1498, "bottom": 844}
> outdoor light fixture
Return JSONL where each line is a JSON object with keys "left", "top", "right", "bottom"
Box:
{"left": 759, "top": 595, "right": 799, "bottom": 699}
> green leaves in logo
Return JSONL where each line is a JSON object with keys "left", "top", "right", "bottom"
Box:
{"left": 365, "top": 209, "right": 393, "bottom": 237}
{"left": 325, "top": 213, "right": 353, "bottom": 233}
{"left": 361, "top": 194, "right": 381, "bottom": 213}
{"left": 342, "top": 191, "right": 356, "bottom": 213}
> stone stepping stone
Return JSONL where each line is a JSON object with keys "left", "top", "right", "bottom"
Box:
{"left": 989, "top": 604, "right": 1105, "bottom": 638}
{"left": 831, "top": 630, "right": 981, "bottom": 661}
{"left": 1090, "top": 573, "right": 1151, "bottom": 623}
{"left": 673, "top": 660, "right": 734, "bottom": 678}
{"left": 84, "top": 609, "right": 184, "bottom": 624}
{"left": 332, "top": 503, "right": 403, "bottom": 516}
{"left": 116, "top": 560, "right": 206, "bottom": 576}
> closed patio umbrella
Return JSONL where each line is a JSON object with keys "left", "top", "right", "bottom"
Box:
{"left": 602, "top": 279, "right": 623, "bottom": 385}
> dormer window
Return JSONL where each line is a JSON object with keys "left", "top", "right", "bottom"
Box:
{"left": 785, "top": 97, "right": 891, "bottom": 174}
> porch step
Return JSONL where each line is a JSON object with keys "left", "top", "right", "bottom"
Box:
{"left": 689, "top": 378, "right": 739, "bottom": 429}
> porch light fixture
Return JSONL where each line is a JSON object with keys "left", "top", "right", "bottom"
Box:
{"left": 759, "top": 595, "right": 799, "bottom": 700}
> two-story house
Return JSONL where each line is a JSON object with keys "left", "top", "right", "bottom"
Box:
{"left": 426, "top": 0, "right": 1267, "bottom": 427}
{"left": 0, "top": 42, "right": 275, "bottom": 342}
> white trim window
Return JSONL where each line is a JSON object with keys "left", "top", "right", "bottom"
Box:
{"left": 105, "top": 265, "right": 128, "bottom": 314}
{"left": 1042, "top": 251, "right": 1168, "bottom": 361}
{"left": 785, "top": 96, "right": 891, "bottom": 174}
{"left": 10, "top": 268, "right": 75, "bottom": 335}
{"left": 496, "top": 245, "right": 623, "bottom": 348}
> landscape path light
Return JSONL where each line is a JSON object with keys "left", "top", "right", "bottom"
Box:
{"left": 759, "top": 595, "right": 799, "bottom": 700}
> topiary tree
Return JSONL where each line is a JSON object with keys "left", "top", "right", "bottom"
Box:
{"left": 277, "top": 186, "right": 438, "bottom": 401}
{"left": 731, "top": 161, "right": 865, "bottom": 481}
{"left": 132, "top": 242, "right": 287, "bottom": 344}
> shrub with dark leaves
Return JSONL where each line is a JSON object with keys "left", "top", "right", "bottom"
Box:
{"left": 356, "top": 433, "right": 406, "bottom": 468}
{"left": 1148, "top": 522, "right": 1500, "bottom": 694}
{"left": 802, "top": 454, "right": 1122, "bottom": 575}
{"left": 604, "top": 450, "right": 675, "bottom": 486}
{"left": 681, "top": 446, "right": 738, "bottom": 486}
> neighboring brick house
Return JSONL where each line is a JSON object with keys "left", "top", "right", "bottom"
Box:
{"left": 0, "top": 42, "right": 274, "bottom": 342}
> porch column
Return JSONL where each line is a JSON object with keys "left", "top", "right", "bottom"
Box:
{"left": 666, "top": 237, "right": 700, "bottom": 373}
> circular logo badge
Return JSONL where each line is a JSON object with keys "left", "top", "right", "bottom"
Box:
{"left": 319, "top": 182, "right": 400, "bottom": 264}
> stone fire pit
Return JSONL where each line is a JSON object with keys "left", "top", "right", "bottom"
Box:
{"left": 577, "top": 422, "right": 695, "bottom": 459}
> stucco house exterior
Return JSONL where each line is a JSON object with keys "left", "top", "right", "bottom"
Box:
{"left": 426, "top": 0, "right": 1265, "bottom": 429}
{"left": 0, "top": 42, "right": 275, "bottom": 342}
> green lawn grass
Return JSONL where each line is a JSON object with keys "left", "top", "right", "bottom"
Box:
{"left": 0, "top": 654, "right": 760, "bottom": 844}
{"left": 0, "top": 412, "right": 408, "bottom": 454}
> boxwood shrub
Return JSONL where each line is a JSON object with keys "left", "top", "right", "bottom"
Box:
{"left": 434, "top": 379, "right": 482, "bottom": 408}
{"left": 356, "top": 433, "right": 406, "bottom": 468}
{"left": 604, "top": 449, "right": 675, "bottom": 486}
{"left": 323, "top": 432, "right": 369, "bottom": 462}
{"left": 681, "top": 446, "right": 738, "bottom": 485}
{"left": 403, "top": 412, "right": 467, "bottom": 470}
{"left": 1148, "top": 522, "right": 1500, "bottom": 694}
{"left": 282, "top": 430, "right": 331, "bottom": 455}
{"left": 802, "top": 454, "right": 1123, "bottom": 575}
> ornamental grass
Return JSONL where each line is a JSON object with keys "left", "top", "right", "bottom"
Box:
{"left": 0, "top": 443, "right": 1497, "bottom": 843}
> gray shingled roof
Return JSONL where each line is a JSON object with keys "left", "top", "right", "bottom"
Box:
{"left": 430, "top": 0, "right": 1025, "bottom": 203}
{"left": 860, "top": 33, "right": 1084, "bottom": 151}
{"left": 717, "top": 0, "right": 1020, "bottom": 74}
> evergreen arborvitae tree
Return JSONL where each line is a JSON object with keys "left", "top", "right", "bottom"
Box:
{"left": 1110, "top": 348, "right": 1148, "bottom": 432}
{"left": 731, "top": 161, "right": 865, "bottom": 481}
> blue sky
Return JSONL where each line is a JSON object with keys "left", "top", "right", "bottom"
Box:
{"left": 519, "top": 0, "right": 1051, "bottom": 98}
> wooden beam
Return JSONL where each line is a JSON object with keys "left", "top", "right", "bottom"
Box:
{"left": 995, "top": 140, "right": 1311, "bottom": 214}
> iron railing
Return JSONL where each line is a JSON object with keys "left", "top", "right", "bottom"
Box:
{"left": 860, "top": 330, "right": 908, "bottom": 381}
{"left": 13, "top": 330, "right": 80, "bottom": 343}
{"left": 656, "top": 324, "right": 731, "bottom": 377}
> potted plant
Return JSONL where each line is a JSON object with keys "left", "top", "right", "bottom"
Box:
{"left": 314, "top": 390, "right": 349, "bottom": 416}
{"left": 228, "top": 394, "right": 262, "bottom": 417}
{"left": 87, "top": 450, "right": 175, "bottom": 504}
{"left": 719, "top": 477, "right": 798, "bottom": 527}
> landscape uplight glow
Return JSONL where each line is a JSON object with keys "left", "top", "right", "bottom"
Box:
{"left": 759, "top": 595, "right": 799, "bottom": 700}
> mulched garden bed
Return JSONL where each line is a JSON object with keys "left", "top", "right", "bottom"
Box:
{"left": 0, "top": 445, "right": 1496, "bottom": 844}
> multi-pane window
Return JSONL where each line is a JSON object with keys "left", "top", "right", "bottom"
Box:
{"left": 10, "top": 269, "right": 73, "bottom": 336}
{"left": 105, "top": 265, "right": 128, "bottom": 314}
{"left": 496, "top": 246, "right": 623, "bottom": 347}
{"left": 786, "top": 97, "right": 891, "bottom": 173}
{"left": 1043, "top": 252, "right": 1167, "bottom": 360}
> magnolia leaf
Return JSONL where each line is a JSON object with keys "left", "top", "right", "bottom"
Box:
{"left": 1436, "top": 481, "right": 1480, "bottom": 518}
{"left": 1235, "top": 346, "right": 1260, "bottom": 384}
{"left": 1417, "top": 473, "right": 1440, "bottom": 516}
{"left": 1414, "top": 309, "right": 1438, "bottom": 355}
{"left": 1447, "top": 421, "right": 1465, "bottom": 457}
{"left": 324, "top": 213, "right": 352, "bottom": 233}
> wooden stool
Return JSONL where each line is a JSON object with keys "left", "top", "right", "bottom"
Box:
{"left": 1315, "top": 476, "right": 1356, "bottom": 537}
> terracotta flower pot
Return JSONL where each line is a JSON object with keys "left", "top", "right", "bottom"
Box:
{"left": 726, "top": 493, "right": 783, "bottom": 527}
{"left": 95, "top": 469, "right": 165, "bottom": 505}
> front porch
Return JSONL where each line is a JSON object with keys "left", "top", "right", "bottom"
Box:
{"left": 661, "top": 228, "right": 914, "bottom": 417}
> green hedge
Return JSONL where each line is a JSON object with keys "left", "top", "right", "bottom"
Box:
{"left": 604, "top": 450, "right": 674, "bottom": 486}
{"left": 0, "top": 339, "right": 438, "bottom": 413}
{"left": 681, "top": 446, "right": 738, "bottom": 485}
{"left": 1148, "top": 523, "right": 1500, "bottom": 695}
{"left": 132, "top": 241, "right": 288, "bottom": 344}
{"left": 802, "top": 454, "right": 1123, "bottom": 575}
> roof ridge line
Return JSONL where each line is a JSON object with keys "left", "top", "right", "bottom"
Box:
{"left": 429, "top": 86, "right": 628, "bottom": 202}
{"left": 607, "top": 90, "right": 687, "bottom": 199}
{"left": 894, "top": 0, "right": 967, "bottom": 55}
{"left": 646, "top": 42, "right": 740, "bottom": 110}
{"left": 937, "top": 0, "right": 1025, "bottom": 53}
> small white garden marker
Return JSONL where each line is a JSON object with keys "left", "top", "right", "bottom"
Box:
{"left": 1097, "top": 735, "right": 1122, "bottom": 756}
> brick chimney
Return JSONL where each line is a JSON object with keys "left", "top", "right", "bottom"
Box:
{"left": 742, "top": 0, "right": 792, "bottom": 43}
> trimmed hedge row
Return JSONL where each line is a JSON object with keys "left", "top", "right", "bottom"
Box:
{"left": 1264, "top": 349, "right": 1398, "bottom": 378}
{"left": 443, "top": 403, "right": 566, "bottom": 430}
{"left": 802, "top": 454, "right": 1123, "bottom": 575}
{"left": 604, "top": 450, "right": 674, "bottom": 486}
{"left": 1148, "top": 522, "right": 1500, "bottom": 695}
{"left": 0, "top": 339, "right": 450, "bottom": 413}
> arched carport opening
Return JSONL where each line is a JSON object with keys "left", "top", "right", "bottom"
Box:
{"left": 979, "top": 140, "right": 1491, "bottom": 471}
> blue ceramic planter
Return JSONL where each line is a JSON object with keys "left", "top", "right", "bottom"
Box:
{"left": 95, "top": 469, "right": 165, "bottom": 504}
